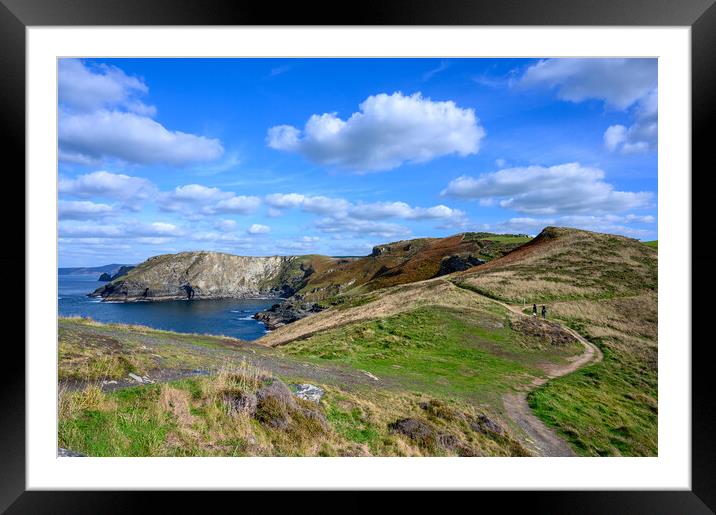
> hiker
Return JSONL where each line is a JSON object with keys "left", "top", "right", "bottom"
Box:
{"left": 541, "top": 305, "right": 547, "bottom": 319}
{"left": 532, "top": 304, "right": 537, "bottom": 317}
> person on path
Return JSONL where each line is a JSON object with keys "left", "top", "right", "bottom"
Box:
{"left": 541, "top": 305, "right": 547, "bottom": 319}
{"left": 532, "top": 304, "right": 537, "bottom": 317}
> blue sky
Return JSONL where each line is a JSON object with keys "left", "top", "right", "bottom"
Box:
{"left": 58, "top": 58, "right": 657, "bottom": 267}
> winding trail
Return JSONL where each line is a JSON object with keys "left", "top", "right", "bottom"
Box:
{"left": 456, "top": 286, "right": 603, "bottom": 456}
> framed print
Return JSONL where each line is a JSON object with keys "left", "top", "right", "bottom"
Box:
{"left": 2, "top": 0, "right": 713, "bottom": 511}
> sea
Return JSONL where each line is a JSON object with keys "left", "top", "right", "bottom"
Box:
{"left": 58, "top": 274, "right": 277, "bottom": 340}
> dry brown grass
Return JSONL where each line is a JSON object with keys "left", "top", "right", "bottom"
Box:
{"left": 458, "top": 227, "right": 657, "bottom": 303}
{"left": 59, "top": 384, "right": 116, "bottom": 420}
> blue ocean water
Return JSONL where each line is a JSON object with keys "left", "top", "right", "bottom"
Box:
{"left": 58, "top": 274, "right": 277, "bottom": 340}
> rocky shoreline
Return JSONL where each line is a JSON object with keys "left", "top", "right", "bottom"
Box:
{"left": 253, "top": 298, "right": 324, "bottom": 330}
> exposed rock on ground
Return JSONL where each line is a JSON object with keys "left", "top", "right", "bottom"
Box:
{"left": 293, "top": 383, "right": 325, "bottom": 403}
{"left": 437, "top": 254, "right": 485, "bottom": 276}
{"left": 58, "top": 447, "right": 85, "bottom": 457}
{"left": 469, "top": 414, "right": 504, "bottom": 435}
{"left": 251, "top": 378, "right": 328, "bottom": 431}
{"left": 224, "top": 391, "right": 258, "bottom": 417}
{"left": 388, "top": 418, "right": 435, "bottom": 447}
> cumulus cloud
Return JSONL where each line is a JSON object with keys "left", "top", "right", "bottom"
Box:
{"left": 267, "top": 92, "right": 485, "bottom": 172}
{"left": 442, "top": 162, "right": 652, "bottom": 215}
{"left": 604, "top": 89, "right": 658, "bottom": 154}
{"left": 519, "top": 58, "right": 658, "bottom": 155}
{"left": 158, "top": 184, "right": 260, "bottom": 216}
{"left": 314, "top": 217, "right": 410, "bottom": 238}
{"left": 265, "top": 192, "right": 465, "bottom": 225}
{"left": 60, "top": 110, "right": 223, "bottom": 166}
{"left": 59, "top": 58, "right": 154, "bottom": 114}
{"left": 520, "top": 58, "right": 657, "bottom": 110}
{"left": 59, "top": 220, "right": 182, "bottom": 239}
{"left": 58, "top": 59, "right": 224, "bottom": 166}
{"left": 349, "top": 201, "right": 465, "bottom": 221}
{"left": 58, "top": 200, "right": 115, "bottom": 220}
{"left": 265, "top": 193, "right": 350, "bottom": 216}
{"left": 248, "top": 224, "right": 271, "bottom": 235}
{"left": 59, "top": 171, "right": 156, "bottom": 209}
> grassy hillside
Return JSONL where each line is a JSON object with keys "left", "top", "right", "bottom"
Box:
{"left": 294, "top": 232, "right": 530, "bottom": 303}
{"left": 455, "top": 227, "right": 658, "bottom": 456}
{"left": 643, "top": 240, "right": 658, "bottom": 249}
{"left": 58, "top": 227, "right": 657, "bottom": 457}
{"left": 58, "top": 279, "right": 580, "bottom": 457}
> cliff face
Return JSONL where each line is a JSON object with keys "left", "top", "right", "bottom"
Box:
{"left": 90, "top": 232, "right": 530, "bottom": 305}
{"left": 90, "top": 252, "right": 307, "bottom": 302}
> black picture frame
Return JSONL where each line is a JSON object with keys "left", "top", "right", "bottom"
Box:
{"left": 2, "top": 0, "right": 712, "bottom": 511}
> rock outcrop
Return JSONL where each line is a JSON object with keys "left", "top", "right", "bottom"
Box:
{"left": 437, "top": 254, "right": 485, "bottom": 276}
{"left": 254, "top": 298, "right": 324, "bottom": 329}
{"left": 98, "top": 265, "right": 135, "bottom": 282}
{"left": 89, "top": 232, "right": 531, "bottom": 335}
{"left": 90, "top": 252, "right": 308, "bottom": 302}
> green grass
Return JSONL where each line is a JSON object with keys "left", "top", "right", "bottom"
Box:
{"left": 643, "top": 240, "right": 658, "bottom": 249}
{"left": 59, "top": 384, "right": 172, "bottom": 456}
{"left": 325, "top": 404, "right": 380, "bottom": 445}
{"left": 527, "top": 312, "right": 657, "bottom": 456}
{"left": 282, "top": 306, "right": 582, "bottom": 405}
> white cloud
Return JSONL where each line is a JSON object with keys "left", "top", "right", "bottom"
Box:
{"left": 490, "top": 213, "right": 655, "bottom": 238}
{"left": 442, "top": 162, "right": 652, "bottom": 215}
{"left": 60, "top": 110, "right": 224, "bottom": 166}
{"left": 215, "top": 219, "right": 238, "bottom": 232}
{"left": 267, "top": 92, "right": 485, "bottom": 172}
{"left": 349, "top": 201, "right": 464, "bottom": 221}
{"left": 302, "top": 196, "right": 352, "bottom": 215}
{"left": 604, "top": 89, "right": 658, "bottom": 154}
{"left": 519, "top": 59, "right": 658, "bottom": 155}
{"left": 158, "top": 184, "right": 260, "bottom": 216}
{"left": 214, "top": 196, "right": 262, "bottom": 214}
{"left": 58, "top": 200, "right": 115, "bottom": 220}
{"left": 59, "top": 171, "right": 156, "bottom": 208}
{"left": 58, "top": 59, "right": 224, "bottom": 166}
{"left": 265, "top": 193, "right": 306, "bottom": 209}
{"left": 59, "top": 220, "right": 182, "bottom": 239}
{"left": 604, "top": 125, "right": 628, "bottom": 152}
{"left": 314, "top": 217, "right": 410, "bottom": 238}
{"left": 265, "top": 193, "right": 350, "bottom": 216}
{"left": 248, "top": 224, "right": 271, "bottom": 235}
{"left": 265, "top": 192, "right": 464, "bottom": 224}
{"left": 59, "top": 58, "right": 154, "bottom": 114}
{"left": 520, "top": 58, "right": 657, "bottom": 110}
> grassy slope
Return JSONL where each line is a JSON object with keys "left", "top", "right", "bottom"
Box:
{"left": 283, "top": 306, "right": 581, "bottom": 407}
{"left": 457, "top": 227, "right": 658, "bottom": 456}
{"left": 643, "top": 240, "right": 658, "bottom": 249}
{"left": 291, "top": 232, "right": 530, "bottom": 303}
{"left": 59, "top": 227, "right": 656, "bottom": 457}
{"left": 59, "top": 309, "right": 568, "bottom": 457}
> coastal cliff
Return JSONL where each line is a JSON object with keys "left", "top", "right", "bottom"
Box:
{"left": 89, "top": 233, "right": 530, "bottom": 328}
{"left": 90, "top": 252, "right": 311, "bottom": 302}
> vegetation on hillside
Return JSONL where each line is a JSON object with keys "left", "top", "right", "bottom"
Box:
{"left": 456, "top": 227, "right": 658, "bottom": 456}
{"left": 58, "top": 227, "right": 658, "bottom": 457}
{"left": 58, "top": 318, "right": 545, "bottom": 456}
